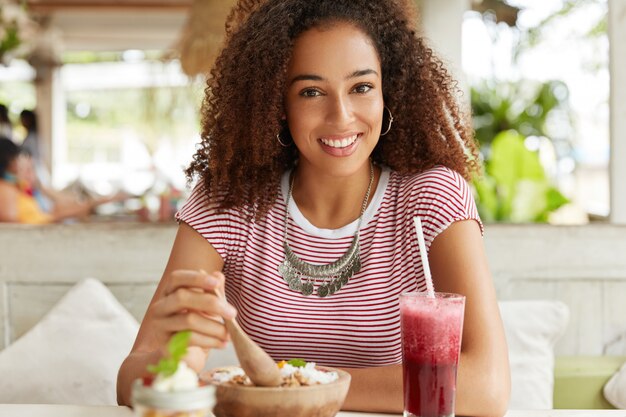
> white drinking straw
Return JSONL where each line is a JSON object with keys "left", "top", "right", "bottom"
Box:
{"left": 413, "top": 216, "right": 435, "bottom": 298}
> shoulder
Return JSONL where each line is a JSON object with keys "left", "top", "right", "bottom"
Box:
{"left": 0, "top": 180, "right": 19, "bottom": 222}
{"left": 391, "top": 166, "right": 483, "bottom": 239}
{"left": 176, "top": 179, "right": 275, "bottom": 226}
{"left": 0, "top": 180, "right": 18, "bottom": 196}
{"left": 392, "top": 165, "right": 470, "bottom": 201}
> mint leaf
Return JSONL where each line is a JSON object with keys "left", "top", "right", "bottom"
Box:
{"left": 168, "top": 330, "right": 192, "bottom": 362}
{"left": 147, "top": 331, "right": 192, "bottom": 377}
{"left": 146, "top": 363, "right": 160, "bottom": 374}
{"left": 147, "top": 358, "right": 177, "bottom": 377}
{"left": 287, "top": 358, "right": 306, "bottom": 368}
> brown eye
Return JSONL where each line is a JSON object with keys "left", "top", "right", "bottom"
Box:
{"left": 353, "top": 84, "right": 373, "bottom": 94}
{"left": 300, "top": 89, "right": 322, "bottom": 98}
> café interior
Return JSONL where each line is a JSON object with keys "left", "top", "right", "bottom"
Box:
{"left": 1, "top": 0, "right": 626, "bottom": 416}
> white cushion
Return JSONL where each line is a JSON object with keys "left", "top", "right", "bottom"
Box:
{"left": 604, "top": 360, "right": 626, "bottom": 409}
{"left": 499, "top": 300, "right": 570, "bottom": 410}
{"left": 0, "top": 278, "right": 139, "bottom": 405}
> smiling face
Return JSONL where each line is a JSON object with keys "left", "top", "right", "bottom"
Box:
{"left": 285, "top": 22, "right": 384, "bottom": 178}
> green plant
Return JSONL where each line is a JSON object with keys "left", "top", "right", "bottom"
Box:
{"left": 471, "top": 79, "right": 571, "bottom": 223}
{"left": 474, "top": 130, "right": 568, "bottom": 222}
{"left": 472, "top": 79, "right": 571, "bottom": 151}
{"left": 0, "top": 1, "right": 37, "bottom": 65}
{"left": 468, "top": 0, "right": 606, "bottom": 223}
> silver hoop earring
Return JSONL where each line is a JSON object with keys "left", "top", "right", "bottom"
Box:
{"left": 380, "top": 107, "right": 394, "bottom": 136}
{"left": 276, "top": 131, "right": 291, "bottom": 147}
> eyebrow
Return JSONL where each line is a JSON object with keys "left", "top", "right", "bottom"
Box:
{"left": 289, "top": 68, "right": 379, "bottom": 85}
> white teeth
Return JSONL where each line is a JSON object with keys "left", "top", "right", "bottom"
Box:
{"left": 320, "top": 134, "right": 358, "bottom": 148}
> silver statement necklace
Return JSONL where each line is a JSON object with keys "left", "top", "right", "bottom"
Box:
{"left": 278, "top": 161, "right": 374, "bottom": 297}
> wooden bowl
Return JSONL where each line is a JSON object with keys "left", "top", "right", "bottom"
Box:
{"left": 203, "top": 366, "right": 351, "bottom": 417}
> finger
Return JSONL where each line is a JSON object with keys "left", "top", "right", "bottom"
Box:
{"left": 150, "top": 291, "right": 212, "bottom": 319}
{"left": 199, "top": 270, "right": 226, "bottom": 291}
{"left": 162, "top": 312, "right": 230, "bottom": 344}
{"left": 159, "top": 288, "right": 237, "bottom": 319}
{"left": 189, "top": 332, "right": 230, "bottom": 350}
{"left": 183, "top": 346, "right": 209, "bottom": 372}
{"left": 200, "top": 270, "right": 227, "bottom": 300}
{"left": 165, "top": 270, "right": 221, "bottom": 295}
{"left": 163, "top": 330, "right": 227, "bottom": 351}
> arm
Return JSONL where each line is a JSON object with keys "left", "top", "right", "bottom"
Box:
{"left": 49, "top": 199, "right": 94, "bottom": 222}
{"left": 49, "top": 193, "right": 121, "bottom": 222}
{"left": 0, "top": 183, "right": 19, "bottom": 222}
{"left": 340, "top": 220, "right": 509, "bottom": 415}
{"left": 117, "top": 222, "right": 235, "bottom": 405}
{"left": 429, "top": 220, "right": 511, "bottom": 417}
{"left": 340, "top": 364, "right": 403, "bottom": 413}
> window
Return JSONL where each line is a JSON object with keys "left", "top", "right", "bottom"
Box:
{"left": 463, "top": 0, "right": 609, "bottom": 224}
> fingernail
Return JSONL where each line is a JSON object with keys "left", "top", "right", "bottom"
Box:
{"left": 205, "top": 276, "right": 219, "bottom": 286}
{"left": 222, "top": 303, "right": 237, "bottom": 319}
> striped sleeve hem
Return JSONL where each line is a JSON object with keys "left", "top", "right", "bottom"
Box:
{"left": 175, "top": 182, "right": 232, "bottom": 261}
{"left": 410, "top": 166, "right": 484, "bottom": 249}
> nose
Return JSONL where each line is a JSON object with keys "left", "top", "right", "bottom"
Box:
{"left": 325, "top": 94, "right": 354, "bottom": 126}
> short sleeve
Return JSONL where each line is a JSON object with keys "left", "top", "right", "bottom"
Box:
{"left": 411, "top": 166, "right": 483, "bottom": 249}
{"left": 175, "top": 182, "right": 247, "bottom": 262}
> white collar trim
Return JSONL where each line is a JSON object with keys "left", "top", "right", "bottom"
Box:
{"left": 280, "top": 166, "right": 390, "bottom": 239}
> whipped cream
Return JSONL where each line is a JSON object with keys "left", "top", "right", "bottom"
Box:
{"left": 152, "top": 361, "right": 199, "bottom": 392}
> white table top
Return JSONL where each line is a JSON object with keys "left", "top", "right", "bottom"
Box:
{"left": 0, "top": 405, "right": 625, "bottom": 417}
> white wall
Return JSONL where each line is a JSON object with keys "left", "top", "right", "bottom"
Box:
{"left": 2, "top": 224, "right": 626, "bottom": 356}
{"left": 415, "top": 0, "right": 468, "bottom": 88}
{"left": 609, "top": 0, "right": 626, "bottom": 224}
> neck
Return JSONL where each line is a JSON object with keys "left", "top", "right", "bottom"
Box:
{"left": 290, "top": 161, "right": 378, "bottom": 229}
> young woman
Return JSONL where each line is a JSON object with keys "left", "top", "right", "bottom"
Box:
{"left": 118, "top": 1, "right": 511, "bottom": 415}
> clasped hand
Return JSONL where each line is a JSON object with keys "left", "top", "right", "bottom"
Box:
{"left": 145, "top": 270, "right": 237, "bottom": 371}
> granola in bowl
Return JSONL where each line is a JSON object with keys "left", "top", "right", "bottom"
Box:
{"left": 210, "top": 359, "right": 340, "bottom": 387}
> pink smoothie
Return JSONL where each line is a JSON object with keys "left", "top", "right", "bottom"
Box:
{"left": 400, "top": 293, "right": 465, "bottom": 417}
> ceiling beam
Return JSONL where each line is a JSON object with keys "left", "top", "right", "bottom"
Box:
{"left": 26, "top": 0, "right": 192, "bottom": 12}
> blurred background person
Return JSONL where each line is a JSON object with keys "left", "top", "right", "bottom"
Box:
{"left": 19, "top": 109, "right": 51, "bottom": 187}
{"left": 0, "top": 104, "right": 13, "bottom": 142}
{"left": 0, "top": 137, "right": 120, "bottom": 224}
{"left": 0, "top": 136, "right": 53, "bottom": 224}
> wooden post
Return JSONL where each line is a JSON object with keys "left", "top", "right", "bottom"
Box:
{"left": 609, "top": 0, "right": 626, "bottom": 224}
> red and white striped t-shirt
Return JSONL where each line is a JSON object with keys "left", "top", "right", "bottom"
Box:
{"left": 176, "top": 165, "right": 482, "bottom": 368}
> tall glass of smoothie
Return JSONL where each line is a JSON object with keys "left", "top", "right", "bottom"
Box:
{"left": 400, "top": 292, "right": 465, "bottom": 417}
